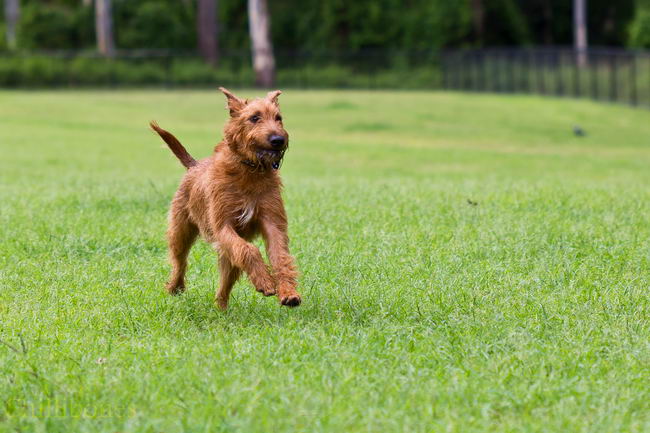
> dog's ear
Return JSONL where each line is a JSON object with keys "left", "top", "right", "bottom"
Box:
{"left": 266, "top": 90, "right": 282, "bottom": 106}
{"left": 219, "top": 87, "right": 246, "bottom": 116}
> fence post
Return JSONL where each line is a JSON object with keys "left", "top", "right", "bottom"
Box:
{"left": 492, "top": 50, "right": 500, "bottom": 92}
{"left": 473, "top": 51, "right": 479, "bottom": 91}
{"left": 450, "top": 52, "right": 457, "bottom": 90}
{"left": 451, "top": 52, "right": 459, "bottom": 90}
{"left": 610, "top": 53, "right": 618, "bottom": 102}
{"left": 166, "top": 54, "right": 173, "bottom": 88}
{"left": 591, "top": 51, "right": 599, "bottom": 100}
{"left": 458, "top": 52, "right": 464, "bottom": 90}
{"left": 441, "top": 52, "right": 447, "bottom": 90}
{"left": 572, "top": 49, "right": 580, "bottom": 98}
{"left": 630, "top": 52, "right": 637, "bottom": 106}
{"left": 472, "top": 51, "right": 477, "bottom": 91}
{"left": 503, "top": 50, "right": 510, "bottom": 92}
{"left": 492, "top": 50, "right": 498, "bottom": 92}
{"left": 480, "top": 50, "right": 487, "bottom": 92}
{"left": 537, "top": 50, "right": 546, "bottom": 95}
{"left": 556, "top": 50, "right": 564, "bottom": 97}
{"left": 506, "top": 50, "right": 514, "bottom": 93}
{"left": 498, "top": 50, "right": 504, "bottom": 92}
{"left": 513, "top": 50, "right": 520, "bottom": 93}
{"left": 524, "top": 49, "right": 534, "bottom": 93}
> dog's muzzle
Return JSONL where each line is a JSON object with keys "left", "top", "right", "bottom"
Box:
{"left": 256, "top": 148, "right": 286, "bottom": 170}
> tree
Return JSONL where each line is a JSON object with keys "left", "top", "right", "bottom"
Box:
{"left": 197, "top": 0, "right": 218, "bottom": 66}
{"left": 95, "top": 0, "right": 115, "bottom": 57}
{"left": 574, "top": 0, "right": 588, "bottom": 65}
{"left": 4, "top": 0, "right": 20, "bottom": 50}
{"left": 248, "top": 0, "right": 275, "bottom": 87}
{"left": 470, "top": 0, "right": 485, "bottom": 44}
{"left": 629, "top": 4, "right": 650, "bottom": 48}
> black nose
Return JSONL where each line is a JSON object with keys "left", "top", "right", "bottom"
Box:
{"left": 269, "top": 135, "right": 285, "bottom": 148}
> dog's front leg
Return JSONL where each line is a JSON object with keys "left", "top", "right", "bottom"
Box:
{"left": 215, "top": 225, "right": 276, "bottom": 299}
{"left": 260, "top": 215, "right": 301, "bottom": 307}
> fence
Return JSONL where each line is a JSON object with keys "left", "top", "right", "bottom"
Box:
{"left": 441, "top": 48, "right": 650, "bottom": 107}
{"left": 0, "top": 49, "right": 441, "bottom": 89}
{"left": 2, "top": 47, "right": 650, "bottom": 107}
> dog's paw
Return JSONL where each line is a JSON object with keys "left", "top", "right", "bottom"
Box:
{"left": 166, "top": 283, "right": 185, "bottom": 295}
{"left": 215, "top": 296, "right": 229, "bottom": 311}
{"left": 279, "top": 292, "right": 301, "bottom": 307}
{"left": 256, "top": 286, "right": 277, "bottom": 297}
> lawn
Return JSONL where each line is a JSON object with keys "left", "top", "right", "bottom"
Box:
{"left": 0, "top": 89, "right": 649, "bottom": 433}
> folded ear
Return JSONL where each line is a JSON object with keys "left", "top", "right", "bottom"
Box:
{"left": 219, "top": 87, "right": 246, "bottom": 116}
{"left": 267, "top": 90, "right": 282, "bottom": 106}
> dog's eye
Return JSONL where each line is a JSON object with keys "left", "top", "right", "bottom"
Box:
{"left": 249, "top": 115, "right": 260, "bottom": 123}
{"left": 275, "top": 115, "right": 282, "bottom": 122}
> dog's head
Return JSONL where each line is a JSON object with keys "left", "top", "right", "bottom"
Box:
{"left": 219, "top": 87, "right": 288, "bottom": 170}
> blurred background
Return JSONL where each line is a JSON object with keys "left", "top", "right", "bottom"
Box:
{"left": 1, "top": 0, "right": 650, "bottom": 105}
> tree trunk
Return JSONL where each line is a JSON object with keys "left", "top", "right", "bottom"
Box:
{"left": 95, "top": 0, "right": 115, "bottom": 57}
{"left": 542, "top": 0, "right": 553, "bottom": 45}
{"left": 197, "top": 0, "right": 219, "bottom": 67}
{"left": 470, "top": 0, "right": 484, "bottom": 45}
{"left": 574, "top": 0, "right": 588, "bottom": 67}
{"left": 4, "top": 0, "right": 20, "bottom": 50}
{"left": 248, "top": 0, "right": 275, "bottom": 88}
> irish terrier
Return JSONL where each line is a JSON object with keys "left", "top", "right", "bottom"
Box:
{"left": 150, "top": 88, "right": 301, "bottom": 309}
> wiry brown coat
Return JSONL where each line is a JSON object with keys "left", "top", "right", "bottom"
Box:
{"left": 150, "top": 88, "right": 301, "bottom": 309}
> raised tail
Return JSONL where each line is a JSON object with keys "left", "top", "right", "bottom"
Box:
{"left": 149, "top": 121, "right": 197, "bottom": 169}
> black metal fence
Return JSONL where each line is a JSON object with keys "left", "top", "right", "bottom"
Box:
{"left": 2, "top": 47, "right": 650, "bottom": 107}
{"left": 441, "top": 48, "right": 650, "bottom": 107}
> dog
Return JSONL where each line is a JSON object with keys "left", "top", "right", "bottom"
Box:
{"left": 150, "top": 87, "right": 301, "bottom": 309}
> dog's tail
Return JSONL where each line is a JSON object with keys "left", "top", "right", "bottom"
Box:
{"left": 149, "top": 121, "right": 197, "bottom": 169}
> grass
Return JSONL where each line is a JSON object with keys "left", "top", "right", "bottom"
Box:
{"left": 0, "top": 89, "right": 649, "bottom": 433}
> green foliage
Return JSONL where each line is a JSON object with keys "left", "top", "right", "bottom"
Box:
{"left": 629, "top": 7, "right": 650, "bottom": 48}
{"left": 270, "top": 0, "right": 471, "bottom": 51}
{"left": 218, "top": 0, "right": 250, "bottom": 52}
{"left": 403, "top": 1, "right": 472, "bottom": 49}
{"left": 1, "top": 90, "right": 650, "bottom": 432}
{"left": 0, "top": 56, "right": 66, "bottom": 86}
{"left": 169, "top": 59, "right": 254, "bottom": 87}
{"left": 18, "top": 4, "right": 74, "bottom": 49}
{"left": 0, "top": 23, "right": 7, "bottom": 51}
{"left": 67, "top": 57, "right": 114, "bottom": 85}
{"left": 588, "top": 0, "right": 636, "bottom": 46}
{"left": 274, "top": 64, "right": 441, "bottom": 89}
{"left": 18, "top": 3, "right": 93, "bottom": 50}
{"left": 0, "top": 0, "right": 647, "bottom": 54}
{"left": 114, "top": 0, "right": 195, "bottom": 50}
{"left": 0, "top": 55, "right": 441, "bottom": 88}
{"left": 491, "top": 0, "right": 532, "bottom": 45}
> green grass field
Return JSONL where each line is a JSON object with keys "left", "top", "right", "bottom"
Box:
{"left": 1, "top": 90, "right": 649, "bottom": 433}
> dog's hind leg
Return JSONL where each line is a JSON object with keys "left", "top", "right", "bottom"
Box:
{"left": 215, "top": 254, "right": 241, "bottom": 310}
{"left": 165, "top": 211, "right": 198, "bottom": 295}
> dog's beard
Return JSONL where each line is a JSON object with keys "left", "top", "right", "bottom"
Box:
{"left": 256, "top": 149, "right": 285, "bottom": 170}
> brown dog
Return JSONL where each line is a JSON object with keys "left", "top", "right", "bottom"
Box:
{"left": 150, "top": 88, "right": 301, "bottom": 309}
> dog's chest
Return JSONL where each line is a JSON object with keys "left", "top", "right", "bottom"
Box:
{"left": 235, "top": 200, "right": 257, "bottom": 227}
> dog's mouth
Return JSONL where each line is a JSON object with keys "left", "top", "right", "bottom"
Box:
{"left": 256, "top": 148, "right": 286, "bottom": 169}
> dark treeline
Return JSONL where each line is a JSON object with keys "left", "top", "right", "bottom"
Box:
{"left": 2, "top": 0, "right": 650, "bottom": 89}
{"left": 1, "top": 0, "right": 650, "bottom": 52}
